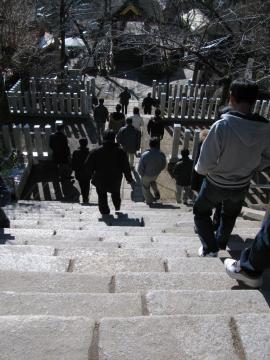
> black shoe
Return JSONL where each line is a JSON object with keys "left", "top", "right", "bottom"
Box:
{"left": 154, "top": 192, "right": 160, "bottom": 200}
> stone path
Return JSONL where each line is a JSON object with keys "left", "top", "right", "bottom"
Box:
{"left": 0, "top": 199, "right": 269, "bottom": 359}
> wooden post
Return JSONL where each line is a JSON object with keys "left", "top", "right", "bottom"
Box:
{"left": 12, "top": 93, "right": 18, "bottom": 113}
{"left": 17, "top": 92, "right": 24, "bottom": 114}
{"left": 86, "top": 94, "right": 92, "bottom": 113}
{"left": 205, "top": 84, "right": 211, "bottom": 98}
{"left": 86, "top": 80, "right": 91, "bottom": 95}
{"left": 2, "top": 125, "right": 12, "bottom": 153}
{"left": 214, "top": 98, "right": 221, "bottom": 120}
{"left": 187, "top": 97, "right": 194, "bottom": 120}
{"left": 180, "top": 97, "right": 187, "bottom": 120}
{"left": 24, "top": 92, "right": 31, "bottom": 113}
{"left": 74, "top": 93, "right": 79, "bottom": 114}
{"left": 207, "top": 98, "right": 215, "bottom": 120}
{"left": 158, "top": 83, "right": 162, "bottom": 99}
{"left": 173, "top": 84, "right": 178, "bottom": 100}
{"left": 45, "top": 92, "right": 51, "bottom": 114}
{"left": 167, "top": 96, "right": 173, "bottom": 118}
{"left": 253, "top": 100, "right": 261, "bottom": 114}
{"left": 192, "top": 129, "right": 200, "bottom": 161}
{"left": 80, "top": 90, "right": 86, "bottom": 115}
{"left": 194, "top": 84, "right": 199, "bottom": 99}
{"left": 171, "top": 124, "right": 181, "bottom": 162}
{"left": 59, "top": 92, "right": 65, "bottom": 114}
{"left": 174, "top": 96, "right": 180, "bottom": 118}
{"left": 183, "top": 129, "right": 191, "bottom": 150}
{"left": 52, "top": 92, "right": 58, "bottom": 114}
{"left": 189, "top": 84, "right": 194, "bottom": 97}
{"left": 45, "top": 124, "right": 52, "bottom": 157}
{"left": 152, "top": 80, "right": 157, "bottom": 98}
{"left": 260, "top": 100, "right": 268, "bottom": 118}
{"left": 179, "top": 84, "right": 183, "bottom": 99}
{"left": 38, "top": 92, "right": 43, "bottom": 114}
{"left": 30, "top": 92, "right": 37, "bottom": 113}
{"left": 194, "top": 98, "right": 201, "bottom": 120}
{"left": 200, "top": 97, "right": 207, "bottom": 121}
{"left": 34, "top": 125, "right": 43, "bottom": 158}
{"left": 184, "top": 84, "right": 188, "bottom": 97}
{"left": 169, "top": 84, "right": 173, "bottom": 97}
{"left": 200, "top": 85, "right": 205, "bottom": 99}
{"left": 160, "top": 92, "right": 166, "bottom": 117}
{"left": 66, "top": 93, "right": 72, "bottom": 114}
{"left": 91, "top": 78, "right": 96, "bottom": 96}
{"left": 13, "top": 125, "right": 23, "bottom": 152}
{"left": 23, "top": 124, "right": 33, "bottom": 157}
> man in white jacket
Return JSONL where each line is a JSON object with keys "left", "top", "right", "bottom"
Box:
{"left": 194, "top": 79, "right": 270, "bottom": 257}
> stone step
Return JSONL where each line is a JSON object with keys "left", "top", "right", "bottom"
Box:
{"left": 0, "top": 292, "right": 142, "bottom": 318}
{"left": 0, "top": 315, "right": 94, "bottom": 360}
{"left": 72, "top": 254, "right": 165, "bottom": 274}
{"left": 0, "top": 245, "right": 55, "bottom": 256}
{"left": 0, "top": 271, "right": 111, "bottom": 293}
{"left": 145, "top": 290, "right": 270, "bottom": 316}
{"left": 0, "top": 254, "right": 70, "bottom": 272}
{"left": 165, "top": 256, "right": 225, "bottom": 272}
{"left": 113, "top": 272, "right": 242, "bottom": 292}
{"left": 98, "top": 314, "right": 270, "bottom": 359}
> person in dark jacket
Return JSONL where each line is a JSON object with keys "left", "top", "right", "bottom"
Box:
{"left": 49, "top": 124, "right": 71, "bottom": 181}
{"left": 93, "top": 98, "right": 109, "bottom": 144}
{"left": 72, "top": 138, "right": 91, "bottom": 204}
{"left": 119, "top": 87, "right": 131, "bottom": 114}
{"left": 87, "top": 130, "right": 134, "bottom": 215}
{"left": 116, "top": 117, "right": 141, "bottom": 169}
{"left": 142, "top": 92, "right": 155, "bottom": 115}
{"left": 109, "top": 104, "right": 126, "bottom": 134}
{"left": 173, "top": 149, "right": 194, "bottom": 204}
{"left": 147, "top": 109, "right": 165, "bottom": 141}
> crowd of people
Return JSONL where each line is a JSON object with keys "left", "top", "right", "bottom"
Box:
{"left": 1, "top": 80, "right": 269, "bottom": 289}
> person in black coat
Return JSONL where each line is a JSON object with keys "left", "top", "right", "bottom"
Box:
{"left": 142, "top": 92, "right": 155, "bottom": 115}
{"left": 72, "top": 138, "right": 91, "bottom": 204}
{"left": 147, "top": 108, "right": 165, "bottom": 141}
{"left": 87, "top": 130, "right": 134, "bottom": 215}
{"left": 49, "top": 124, "right": 72, "bottom": 181}
{"left": 172, "top": 149, "right": 194, "bottom": 204}
{"left": 119, "top": 87, "right": 131, "bottom": 114}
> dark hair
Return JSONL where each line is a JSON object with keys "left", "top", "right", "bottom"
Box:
{"left": 103, "top": 129, "right": 115, "bottom": 142}
{"left": 56, "top": 124, "right": 64, "bottom": 132}
{"left": 147, "top": 92, "right": 151, "bottom": 97}
{"left": 155, "top": 108, "right": 161, "bottom": 117}
{"left": 133, "top": 107, "right": 139, "bottom": 114}
{"left": 116, "top": 104, "right": 122, "bottom": 111}
{"left": 181, "top": 149, "right": 189, "bottom": 157}
{"left": 79, "top": 138, "right": 88, "bottom": 148}
{"left": 149, "top": 137, "right": 160, "bottom": 148}
{"left": 126, "top": 117, "right": 133, "bottom": 125}
{"left": 99, "top": 98, "right": 104, "bottom": 105}
{"left": 230, "top": 79, "right": 258, "bottom": 104}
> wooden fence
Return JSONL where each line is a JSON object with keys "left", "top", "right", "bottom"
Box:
{"left": 6, "top": 77, "right": 96, "bottom": 117}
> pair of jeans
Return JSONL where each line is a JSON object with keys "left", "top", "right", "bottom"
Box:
{"left": 175, "top": 185, "right": 194, "bottom": 204}
{"left": 96, "top": 122, "right": 105, "bottom": 144}
{"left": 193, "top": 179, "right": 248, "bottom": 253}
{"left": 141, "top": 175, "right": 159, "bottom": 204}
{"left": 240, "top": 214, "right": 270, "bottom": 276}
{"left": 96, "top": 188, "right": 121, "bottom": 215}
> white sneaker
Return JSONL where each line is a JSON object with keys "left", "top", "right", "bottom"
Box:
{"left": 198, "top": 246, "right": 218, "bottom": 257}
{"left": 224, "top": 258, "right": 263, "bottom": 288}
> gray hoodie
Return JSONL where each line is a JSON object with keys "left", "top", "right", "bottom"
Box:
{"left": 195, "top": 112, "right": 270, "bottom": 188}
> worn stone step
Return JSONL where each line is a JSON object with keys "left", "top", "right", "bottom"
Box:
{"left": 0, "top": 271, "right": 111, "bottom": 293}
{"left": 0, "top": 254, "right": 70, "bottom": 272}
{"left": 0, "top": 315, "right": 94, "bottom": 360}
{"left": 166, "top": 256, "right": 225, "bottom": 272}
{"left": 72, "top": 254, "right": 165, "bottom": 274}
{"left": 146, "top": 290, "right": 270, "bottom": 316}
{"left": 114, "top": 272, "right": 237, "bottom": 292}
{"left": 98, "top": 314, "right": 270, "bottom": 360}
{"left": 0, "top": 292, "right": 142, "bottom": 318}
{"left": 0, "top": 245, "right": 55, "bottom": 256}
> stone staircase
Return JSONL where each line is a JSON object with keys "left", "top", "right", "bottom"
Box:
{"left": 0, "top": 200, "right": 270, "bottom": 359}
